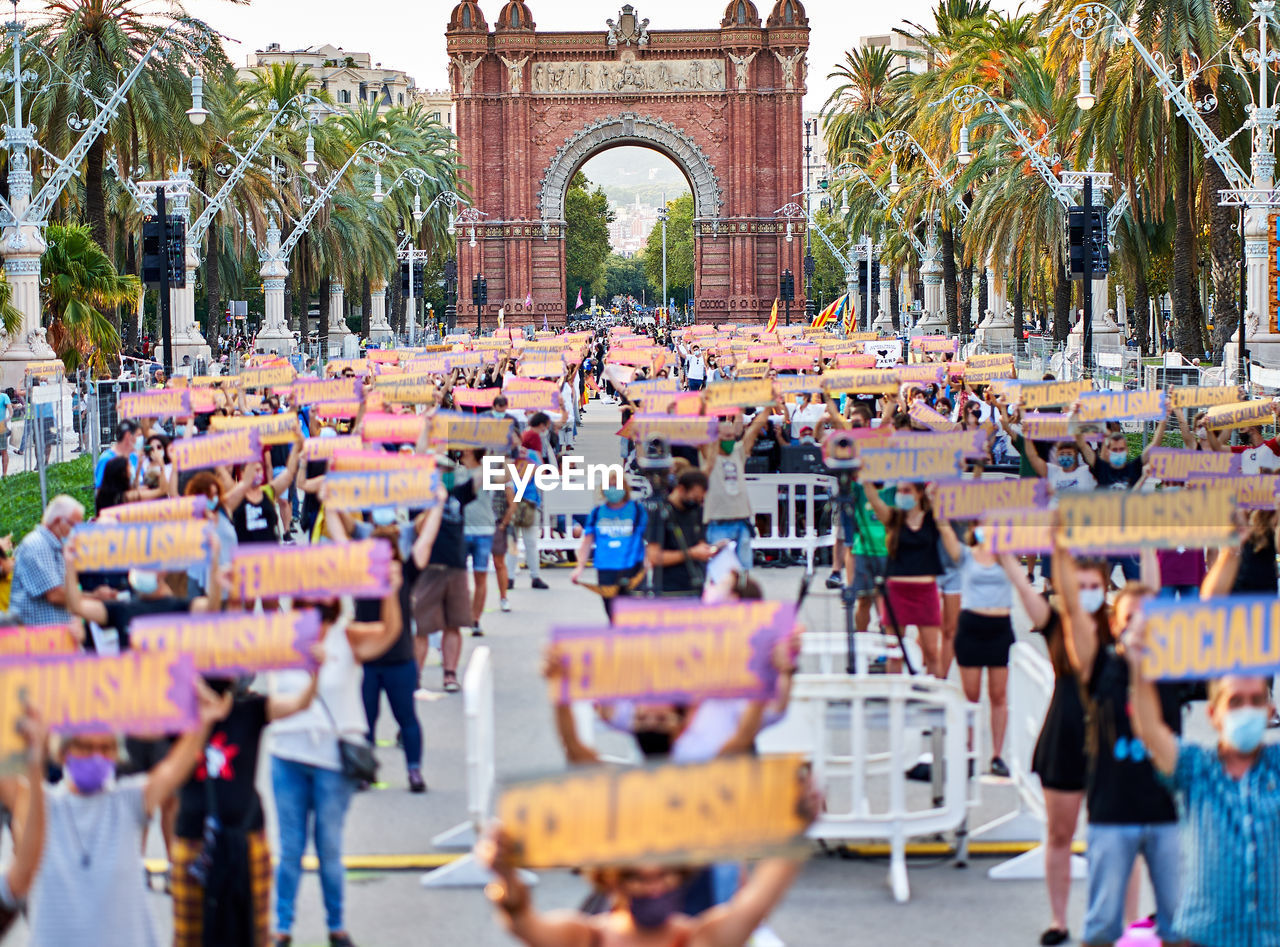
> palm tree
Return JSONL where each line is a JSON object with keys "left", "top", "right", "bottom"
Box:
{"left": 42, "top": 223, "right": 141, "bottom": 374}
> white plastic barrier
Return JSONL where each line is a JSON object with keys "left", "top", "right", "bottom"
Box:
{"left": 977, "top": 643, "right": 1086, "bottom": 881}
{"left": 421, "top": 647, "right": 536, "bottom": 888}
{"left": 746, "top": 473, "right": 837, "bottom": 573}
{"left": 536, "top": 484, "right": 598, "bottom": 553}
{"left": 799, "top": 630, "right": 925, "bottom": 677}
{"left": 761, "top": 673, "right": 978, "bottom": 903}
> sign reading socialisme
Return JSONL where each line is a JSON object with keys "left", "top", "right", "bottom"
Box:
{"left": 1141, "top": 595, "right": 1280, "bottom": 680}
{"left": 68, "top": 520, "right": 210, "bottom": 572}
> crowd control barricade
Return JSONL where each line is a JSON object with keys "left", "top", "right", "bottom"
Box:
{"left": 746, "top": 473, "right": 837, "bottom": 574}
{"left": 422, "top": 648, "right": 535, "bottom": 888}
{"left": 976, "top": 643, "right": 1087, "bottom": 882}
{"left": 760, "top": 672, "right": 978, "bottom": 903}
{"left": 536, "top": 483, "right": 598, "bottom": 553}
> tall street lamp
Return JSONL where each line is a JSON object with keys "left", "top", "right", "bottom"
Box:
{"left": 657, "top": 196, "right": 669, "bottom": 319}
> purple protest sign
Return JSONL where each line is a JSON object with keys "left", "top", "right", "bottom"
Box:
{"left": 129, "top": 609, "right": 322, "bottom": 677}
{"left": 229, "top": 539, "right": 393, "bottom": 600}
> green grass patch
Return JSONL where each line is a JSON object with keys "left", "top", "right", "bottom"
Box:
{"left": 0, "top": 455, "right": 95, "bottom": 542}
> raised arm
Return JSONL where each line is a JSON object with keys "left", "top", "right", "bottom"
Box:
{"left": 476, "top": 829, "right": 595, "bottom": 947}
{"left": 269, "top": 438, "right": 303, "bottom": 495}
{"left": 1053, "top": 532, "right": 1099, "bottom": 682}
{"left": 741, "top": 408, "right": 770, "bottom": 456}
{"left": 1142, "top": 414, "right": 1170, "bottom": 462}
{"left": 1073, "top": 430, "right": 1096, "bottom": 468}
{"left": 857, "top": 472, "right": 893, "bottom": 526}
{"left": 1024, "top": 435, "right": 1049, "bottom": 478}
{"left": 697, "top": 857, "right": 808, "bottom": 947}
{"left": 144, "top": 682, "right": 233, "bottom": 816}
{"left": 6, "top": 710, "right": 47, "bottom": 901}
{"left": 998, "top": 553, "right": 1051, "bottom": 628}
{"left": 1120, "top": 615, "right": 1179, "bottom": 776}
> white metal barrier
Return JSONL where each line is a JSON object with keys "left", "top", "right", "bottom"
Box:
{"left": 421, "top": 647, "right": 535, "bottom": 888}
{"left": 747, "top": 473, "right": 837, "bottom": 573}
{"left": 760, "top": 673, "right": 978, "bottom": 903}
{"left": 799, "top": 630, "right": 925, "bottom": 677}
{"left": 976, "top": 643, "right": 1086, "bottom": 881}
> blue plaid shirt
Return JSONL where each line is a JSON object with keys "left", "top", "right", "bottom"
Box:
{"left": 1165, "top": 741, "right": 1280, "bottom": 947}
{"left": 9, "top": 526, "right": 69, "bottom": 626}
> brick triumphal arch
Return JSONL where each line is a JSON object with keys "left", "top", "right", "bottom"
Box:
{"left": 446, "top": 0, "right": 810, "bottom": 325}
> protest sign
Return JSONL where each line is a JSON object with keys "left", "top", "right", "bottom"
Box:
{"left": 548, "top": 613, "right": 790, "bottom": 705}
{"left": 403, "top": 355, "right": 451, "bottom": 374}
{"left": 1140, "top": 595, "right": 1280, "bottom": 680}
{"left": 932, "top": 479, "right": 1047, "bottom": 520}
{"left": 1019, "top": 413, "right": 1104, "bottom": 442}
{"left": 770, "top": 354, "right": 813, "bottom": 371}
{"left": 170, "top": 429, "right": 263, "bottom": 471}
{"left": 360, "top": 412, "right": 426, "bottom": 444}
{"left": 97, "top": 495, "right": 207, "bottom": 524}
{"left": 1074, "top": 390, "right": 1168, "bottom": 423}
{"left": 1058, "top": 487, "right": 1236, "bottom": 552}
{"left": 517, "top": 361, "right": 565, "bottom": 379}
{"left": 887, "top": 430, "right": 986, "bottom": 458}
{"left": 963, "top": 361, "right": 1017, "bottom": 382}
{"left": 329, "top": 450, "right": 437, "bottom": 473}
{"left": 0, "top": 625, "right": 80, "bottom": 660}
{"left": 830, "top": 353, "right": 878, "bottom": 369}
{"left": 315, "top": 401, "right": 365, "bottom": 419}
{"left": 821, "top": 369, "right": 900, "bottom": 395}
{"left": 1205, "top": 399, "right": 1275, "bottom": 431}
{"left": 0, "top": 651, "right": 197, "bottom": 771}
{"left": 377, "top": 382, "right": 439, "bottom": 405}
{"left": 229, "top": 539, "right": 394, "bottom": 600}
{"left": 857, "top": 447, "right": 965, "bottom": 483}
{"left": 773, "top": 374, "right": 825, "bottom": 396}
{"left": 302, "top": 434, "right": 364, "bottom": 462}
{"left": 187, "top": 387, "right": 221, "bottom": 413}
{"left": 1146, "top": 448, "right": 1241, "bottom": 481}
{"left": 209, "top": 411, "right": 300, "bottom": 446}
{"left": 612, "top": 598, "right": 796, "bottom": 632}
{"left": 130, "top": 610, "right": 322, "bottom": 676}
{"left": 1186, "top": 474, "right": 1280, "bottom": 510}
{"left": 619, "top": 415, "right": 718, "bottom": 446}
{"left": 497, "top": 754, "right": 811, "bottom": 869}
{"left": 1168, "top": 386, "right": 1245, "bottom": 409}
{"left": 1016, "top": 380, "right": 1092, "bottom": 410}
{"left": 979, "top": 507, "right": 1054, "bottom": 554}
{"left": 429, "top": 411, "right": 518, "bottom": 450}
{"left": 322, "top": 469, "right": 439, "bottom": 511}
{"left": 896, "top": 364, "right": 946, "bottom": 385}
{"left": 68, "top": 520, "right": 210, "bottom": 572}
{"left": 366, "top": 349, "right": 402, "bottom": 365}
{"left": 450, "top": 387, "right": 497, "bottom": 409}
{"left": 908, "top": 402, "right": 959, "bottom": 432}
{"left": 736, "top": 361, "right": 769, "bottom": 378}
{"left": 323, "top": 359, "right": 367, "bottom": 377}
{"left": 502, "top": 386, "right": 561, "bottom": 412}
{"left": 703, "top": 378, "right": 775, "bottom": 410}
{"left": 374, "top": 372, "right": 433, "bottom": 387}
{"left": 240, "top": 365, "right": 295, "bottom": 389}
{"left": 117, "top": 388, "right": 191, "bottom": 420}
{"left": 290, "top": 378, "right": 361, "bottom": 406}
{"left": 863, "top": 339, "right": 903, "bottom": 368}
{"left": 626, "top": 379, "right": 682, "bottom": 401}
{"left": 24, "top": 360, "right": 64, "bottom": 378}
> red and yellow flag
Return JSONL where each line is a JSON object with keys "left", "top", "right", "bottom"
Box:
{"left": 765, "top": 298, "right": 779, "bottom": 333}
{"left": 813, "top": 294, "right": 845, "bottom": 330}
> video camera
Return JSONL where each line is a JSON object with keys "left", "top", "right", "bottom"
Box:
{"left": 822, "top": 429, "right": 861, "bottom": 495}
{"left": 637, "top": 433, "right": 673, "bottom": 496}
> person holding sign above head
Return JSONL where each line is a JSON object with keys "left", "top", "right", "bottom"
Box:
{"left": 1122, "top": 621, "right": 1280, "bottom": 947}
{"left": 701, "top": 410, "right": 771, "bottom": 574}
{"left": 1056, "top": 543, "right": 1184, "bottom": 947}
{"left": 1206, "top": 399, "right": 1280, "bottom": 474}
{"left": 227, "top": 438, "right": 303, "bottom": 546}
{"left": 857, "top": 471, "right": 945, "bottom": 677}
{"left": 1200, "top": 509, "right": 1280, "bottom": 597}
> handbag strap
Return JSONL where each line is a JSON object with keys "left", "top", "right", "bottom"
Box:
{"left": 313, "top": 690, "right": 343, "bottom": 738}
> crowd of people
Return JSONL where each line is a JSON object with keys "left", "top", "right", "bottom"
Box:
{"left": 0, "top": 315, "right": 1275, "bottom": 946}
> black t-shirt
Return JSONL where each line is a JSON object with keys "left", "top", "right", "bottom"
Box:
{"left": 301, "top": 459, "right": 327, "bottom": 531}
{"left": 176, "top": 694, "right": 268, "bottom": 838}
{"left": 1090, "top": 455, "right": 1144, "bottom": 490}
{"left": 644, "top": 499, "right": 707, "bottom": 593}
{"left": 357, "top": 548, "right": 417, "bottom": 666}
{"left": 99, "top": 596, "right": 194, "bottom": 651}
{"left": 1084, "top": 647, "right": 1182, "bottom": 824}
{"left": 887, "top": 515, "right": 943, "bottom": 577}
{"left": 232, "top": 493, "right": 280, "bottom": 544}
{"left": 428, "top": 477, "right": 477, "bottom": 569}
{"left": 1234, "top": 535, "right": 1279, "bottom": 594}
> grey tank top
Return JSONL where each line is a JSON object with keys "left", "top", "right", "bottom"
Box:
{"left": 959, "top": 547, "right": 1013, "bottom": 610}
{"left": 704, "top": 444, "right": 753, "bottom": 522}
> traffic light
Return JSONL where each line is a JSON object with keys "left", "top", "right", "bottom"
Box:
{"left": 142, "top": 214, "right": 186, "bottom": 287}
{"left": 779, "top": 269, "right": 795, "bottom": 302}
{"left": 471, "top": 274, "right": 488, "bottom": 308}
{"left": 1066, "top": 206, "right": 1109, "bottom": 278}
{"left": 400, "top": 261, "right": 410, "bottom": 296}
{"left": 870, "top": 261, "right": 881, "bottom": 297}
{"left": 413, "top": 261, "right": 425, "bottom": 296}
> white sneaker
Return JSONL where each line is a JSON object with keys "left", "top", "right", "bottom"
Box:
{"left": 748, "top": 925, "right": 785, "bottom": 947}
{"left": 500, "top": 598, "right": 511, "bottom": 612}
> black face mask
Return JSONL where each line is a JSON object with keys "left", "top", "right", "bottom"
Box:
{"left": 635, "top": 730, "right": 674, "bottom": 758}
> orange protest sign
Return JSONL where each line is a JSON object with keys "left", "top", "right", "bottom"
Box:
{"left": 68, "top": 520, "right": 210, "bottom": 572}
{"left": 240, "top": 365, "right": 296, "bottom": 389}
{"left": 1058, "top": 487, "right": 1237, "bottom": 552}
{"left": 209, "top": 411, "right": 301, "bottom": 446}
{"left": 0, "top": 625, "right": 80, "bottom": 660}
{"left": 702, "top": 378, "right": 774, "bottom": 410}
{"left": 1205, "top": 400, "right": 1275, "bottom": 431}
{"left": 1168, "top": 386, "right": 1245, "bottom": 409}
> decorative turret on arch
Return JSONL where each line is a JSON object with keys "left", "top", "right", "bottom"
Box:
{"left": 539, "top": 113, "right": 723, "bottom": 224}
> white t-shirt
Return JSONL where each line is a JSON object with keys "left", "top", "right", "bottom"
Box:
{"left": 686, "top": 355, "right": 706, "bottom": 381}
{"left": 1047, "top": 462, "right": 1096, "bottom": 494}
{"left": 789, "top": 402, "right": 826, "bottom": 440}
{"left": 1237, "top": 443, "right": 1280, "bottom": 475}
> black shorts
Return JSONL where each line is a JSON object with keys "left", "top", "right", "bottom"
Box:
{"left": 954, "top": 611, "right": 1014, "bottom": 668}
{"left": 122, "top": 736, "right": 174, "bottom": 775}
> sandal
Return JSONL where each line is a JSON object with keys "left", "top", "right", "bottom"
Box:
{"left": 443, "top": 671, "right": 461, "bottom": 693}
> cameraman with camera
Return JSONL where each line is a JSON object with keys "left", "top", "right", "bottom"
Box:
{"left": 644, "top": 464, "right": 718, "bottom": 598}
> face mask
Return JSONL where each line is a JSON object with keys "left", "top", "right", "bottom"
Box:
{"left": 634, "top": 730, "right": 673, "bottom": 758}
{"left": 206, "top": 495, "right": 220, "bottom": 513}
{"left": 128, "top": 570, "right": 158, "bottom": 596}
{"left": 441, "top": 471, "right": 456, "bottom": 491}
{"left": 1108, "top": 450, "right": 1128, "bottom": 468}
{"left": 628, "top": 887, "right": 685, "bottom": 930}
{"left": 370, "top": 507, "right": 397, "bottom": 526}
{"left": 800, "top": 436, "right": 816, "bottom": 446}
{"left": 1222, "top": 706, "right": 1268, "bottom": 753}
{"left": 1195, "top": 426, "right": 1207, "bottom": 440}
{"left": 894, "top": 492, "right": 917, "bottom": 512}
{"left": 719, "top": 439, "right": 736, "bottom": 454}
{"left": 1057, "top": 454, "right": 1077, "bottom": 471}
{"left": 972, "top": 527, "right": 985, "bottom": 547}
{"left": 65, "top": 753, "right": 114, "bottom": 795}
{"left": 1079, "top": 587, "right": 1105, "bottom": 615}
{"left": 602, "top": 488, "right": 625, "bottom": 504}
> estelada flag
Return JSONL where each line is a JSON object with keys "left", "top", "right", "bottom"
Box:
{"left": 841, "top": 295, "right": 855, "bottom": 333}
{"left": 813, "top": 294, "right": 844, "bottom": 329}
{"left": 765, "top": 298, "right": 779, "bottom": 333}
{"left": 525, "top": 291, "right": 534, "bottom": 309}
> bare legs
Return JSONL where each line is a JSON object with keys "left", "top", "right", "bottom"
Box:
{"left": 1043, "top": 788, "right": 1084, "bottom": 936}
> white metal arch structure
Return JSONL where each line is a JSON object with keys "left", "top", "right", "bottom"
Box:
{"left": 867, "top": 130, "right": 970, "bottom": 223}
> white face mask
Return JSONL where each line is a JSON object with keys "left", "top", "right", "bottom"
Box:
{"left": 1079, "top": 587, "right": 1106, "bottom": 614}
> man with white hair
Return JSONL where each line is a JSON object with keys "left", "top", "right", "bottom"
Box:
{"left": 9, "top": 495, "right": 84, "bottom": 625}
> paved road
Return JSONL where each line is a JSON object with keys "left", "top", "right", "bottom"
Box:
{"left": 11, "top": 403, "right": 1172, "bottom": 947}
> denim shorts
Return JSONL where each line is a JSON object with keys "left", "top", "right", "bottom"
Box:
{"left": 465, "top": 533, "right": 493, "bottom": 572}
{"left": 853, "top": 554, "right": 886, "bottom": 599}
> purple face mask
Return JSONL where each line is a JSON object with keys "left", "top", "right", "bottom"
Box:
{"left": 65, "top": 753, "right": 114, "bottom": 795}
{"left": 628, "top": 887, "right": 684, "bottom": 929}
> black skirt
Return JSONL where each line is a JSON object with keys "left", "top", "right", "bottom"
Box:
{"left": 1032, "top": 674, "right": 1087, "bottom": 792}
{"left": 954, "top": 610, "right": 1014, "bottom": 668}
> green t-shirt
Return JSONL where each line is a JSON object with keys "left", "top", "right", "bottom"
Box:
{"left": 1013, "top": 434, "right": 1037, "bottom": 479}
{"left": 843, "top": 483, "right": 891, "bottom": 557}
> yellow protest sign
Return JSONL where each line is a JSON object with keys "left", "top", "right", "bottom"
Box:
{"left": 322, "top": 469, "right": 439, "bottom": 511}
{"left": 963, "top": 361, "right": 1017, "bottom": 382}
{"left": 1058, "top": 487, "right": 1237, "bottom": 552}
{"left": 240, "top": 365, "right": 296, "bottom": 389}
{"left": 1140, "top": 595, "right": 1280, "bottom": 680}
{"left": 428, "top": 412, "right": 518, "bottom": 450}
{"left": 736, "top": 361, "right": 770, "bottom": 378}
{"left": 1017, "top": 380, "right": 1092, "bottom": 410}
{"left": 1205, "top": 400, "right": 1275, "bottom": 431}
{"left": 209, "top": 411, "right": 301, "bottom": 446}
{"left": 821, "top": 369, "right": 900, "bottom": 395}
{"left": 1168, "top": 386, "right": 1245, "bottom": 410}
{"left": 497, "top": 754, "right": 811, "bottom": 868}
{"left": 68, "top": 520, "right": 210, "bottom": 572}
{"left": 377, "top": 382, "right": 439, "bottom": 405}
{"left": 702, "top": 378, "right": 775, "bottom": 410}
{"left": 857, "top": 447, "right": 964, "bottom": 483}
{"left": 907, "top": 402, "right": 958, "bottom": 432}
{"left": 773, "top": 374, "right": 825, "bottom": 396}
{"left": 1074, "top": 390, "right": 1167, "bottom": 423}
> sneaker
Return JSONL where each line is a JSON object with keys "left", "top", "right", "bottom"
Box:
{"left": 500, "top": 598, "right": 511, "bottom": 612}
{"left": 329, "top": 934, "right": 357, "bottom": 947}
{"left": 443, "top": 671, "right": 461, "bottom": 693}
{"left": 990, "top": 756, "right": 1011, "bottom": 778}
{"left": 825, "top": 571, "right": 843, "bottom": 590}
{"left": 408, "top": 768, "right": 426, "bottom": 794}
{"left": 471, "top": 620, "right": 484, "bottom": 637}
{"left": 414, "top": 688, "right": 434, "bottom": 701}
{"left": 1039, "top": 929, "right": 1069, "bottom": 946}
{"left": 508, "top": 579, "right": 515, "bottom": 592}
{"left": 531, "top": 577, "right": 549, "bottom": 590}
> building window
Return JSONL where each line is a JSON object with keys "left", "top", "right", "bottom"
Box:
{"left": 784, "top": 1, "right": 794, "bottom": 23}
{"left": 338, "top": 89, "right": 350, "bottom": 104}
{"left": 359, "top": 82, "right": 367, "bottom": 100}
{"left": 737, "top": 1, "right": 747, "bottom": 24}
{"left": 398, "top": 93, "right": 404, "bottom": 105}
{"left": 431, "top": 111, "right": 441, "bottom": 123}
{"left": 462, "top": 6, "right": 472, "bottom": 27}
